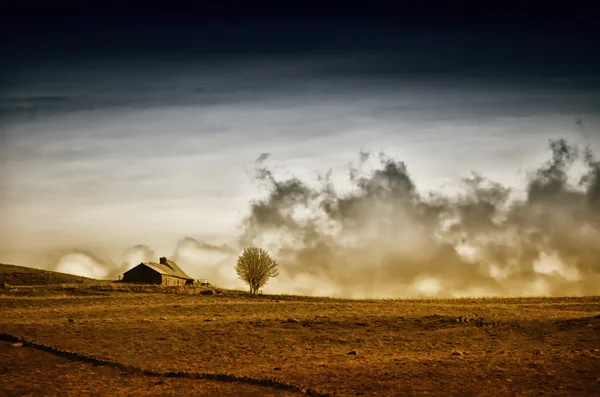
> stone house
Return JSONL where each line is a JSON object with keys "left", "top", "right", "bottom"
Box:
{"left": 122, "top": 257, "right": 194, "bottom": 286}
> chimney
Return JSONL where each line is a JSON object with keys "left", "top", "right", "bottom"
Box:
{"left": 159, "top": 257, "right": 167, "bottom": 265}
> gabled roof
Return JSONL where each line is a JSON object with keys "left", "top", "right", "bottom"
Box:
{"left": 125, "top": 259, "right": 193, "bottom": 280}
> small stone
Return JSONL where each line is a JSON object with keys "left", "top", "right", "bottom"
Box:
{"left": 200, "top": 290, "right": 215, "bottom": 295}
{"left": 347, "top": 350, "right": 358, "bottom": 355}
{"left": 159, "top": 317, "right": 167, "bottom": 321}
{"left": 10, "top": 342, "right": 23, "bottom": 347}
{"left": 68, "top": 318, "right": 75, "bottom": 323}
{"left": 204, "top": 318, "right": 213, "bottom": 322}
{"left": 274, "top": 367, "right": 281, "bottom": 371}
{"left": 451, "top": 350, "right": 463, "bottom": 356}
{"left": 285, "top": 318, "right": 300, "bottom": 323}
{"left": 534, "top": 349, "right": 543, "bottom": 355}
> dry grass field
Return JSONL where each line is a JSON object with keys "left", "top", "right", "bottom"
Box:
{"left": 1, "top": 267, "right": 599, "bottom": 396}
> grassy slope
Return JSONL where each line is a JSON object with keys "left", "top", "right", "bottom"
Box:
{"left": 0, "top": 263, "right": 99, "bottom": 286}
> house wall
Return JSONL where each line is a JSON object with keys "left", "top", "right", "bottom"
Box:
{"left": 161, "top": 275, "right": 188, "bottom": 286}
{"left": 122, "top": 265, "right": 162, "bottom": 284}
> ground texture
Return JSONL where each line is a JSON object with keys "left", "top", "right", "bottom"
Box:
{"left": 1, "top": 286, "right": 599, "bottom": 396}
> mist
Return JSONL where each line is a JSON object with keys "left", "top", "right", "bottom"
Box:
{"left": 46, "top": 138, "right": 600, "bottom": 298}
{"left": 232, "top": 138, "right": 600, "bottom": 298}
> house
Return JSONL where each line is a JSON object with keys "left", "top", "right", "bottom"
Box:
{"left": 122, "top": 257, "right": 194, "bottom": 286}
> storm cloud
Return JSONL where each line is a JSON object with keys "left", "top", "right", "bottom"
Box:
{"left": 238, "top": 139, "right": 600, "bottom": 298}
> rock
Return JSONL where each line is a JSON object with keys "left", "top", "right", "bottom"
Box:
{"left": 10, "top": 342, "right": 23, "bottom": 347}
{"left": 451, "top": 350, "right": 463, "bottom": 356}
{"left": 68, "top": 318, "right": 75, "bottom": 323}
{"left": 355, "top": 321, "right": 367, "bottom": 326}
{"left": 274, "top": 367, "right": 281, "bottom": 371}
{"left": 347, "top": 350, "right": 358, "bottom": 355}
{"left": 172, "top": 305, "right": 181, "bottom": 308}
{"left": 200, "top": 290, "right": 215, "bottom": 295}
{"left": 534, "top": 349, "right": 543, "bottom": 355}
{"left": 285, "top": 318, "right": 300, "bottom": 323}
{"left": 159, "top": 317, "right": 167, "bottom": 320}
{"left": 204, "top": 318, "right": 213, "bottom": 322}
{"left": 142, "top": 319, "right": 153, "bottom": 323}
{"left": 301, "top": 322, "right": 311, "bottom": 327}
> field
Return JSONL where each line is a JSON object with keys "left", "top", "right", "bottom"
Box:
{"left": 1, "top": 266, "right": 599, "bottom": 396}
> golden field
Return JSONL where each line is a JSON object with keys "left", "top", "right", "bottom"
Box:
{"left": 1, "top": 269, "right": 599, "bottom": 396}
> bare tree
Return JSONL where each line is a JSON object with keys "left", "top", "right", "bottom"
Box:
{"left": 235, "top": 246, "right": 279, "bottom": 294}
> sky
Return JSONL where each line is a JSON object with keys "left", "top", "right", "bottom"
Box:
{"left": 2, "top": 5, "right": 600, "bottom": 297}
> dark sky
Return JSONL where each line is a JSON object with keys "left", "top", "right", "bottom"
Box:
{"left": 3, "top": 3, "right": 600, "bottom": 61}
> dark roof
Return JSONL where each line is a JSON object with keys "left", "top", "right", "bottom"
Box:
{"left": 126, "top": 259, "right": 193, "bottom": 280}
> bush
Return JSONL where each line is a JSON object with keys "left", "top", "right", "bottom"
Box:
{"left": 235, "top": 247, "right": 279, "bottom": 294}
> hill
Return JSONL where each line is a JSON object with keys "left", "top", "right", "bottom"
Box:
{"left": 0, "top": 263, "right": 98, "bottom": 286}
